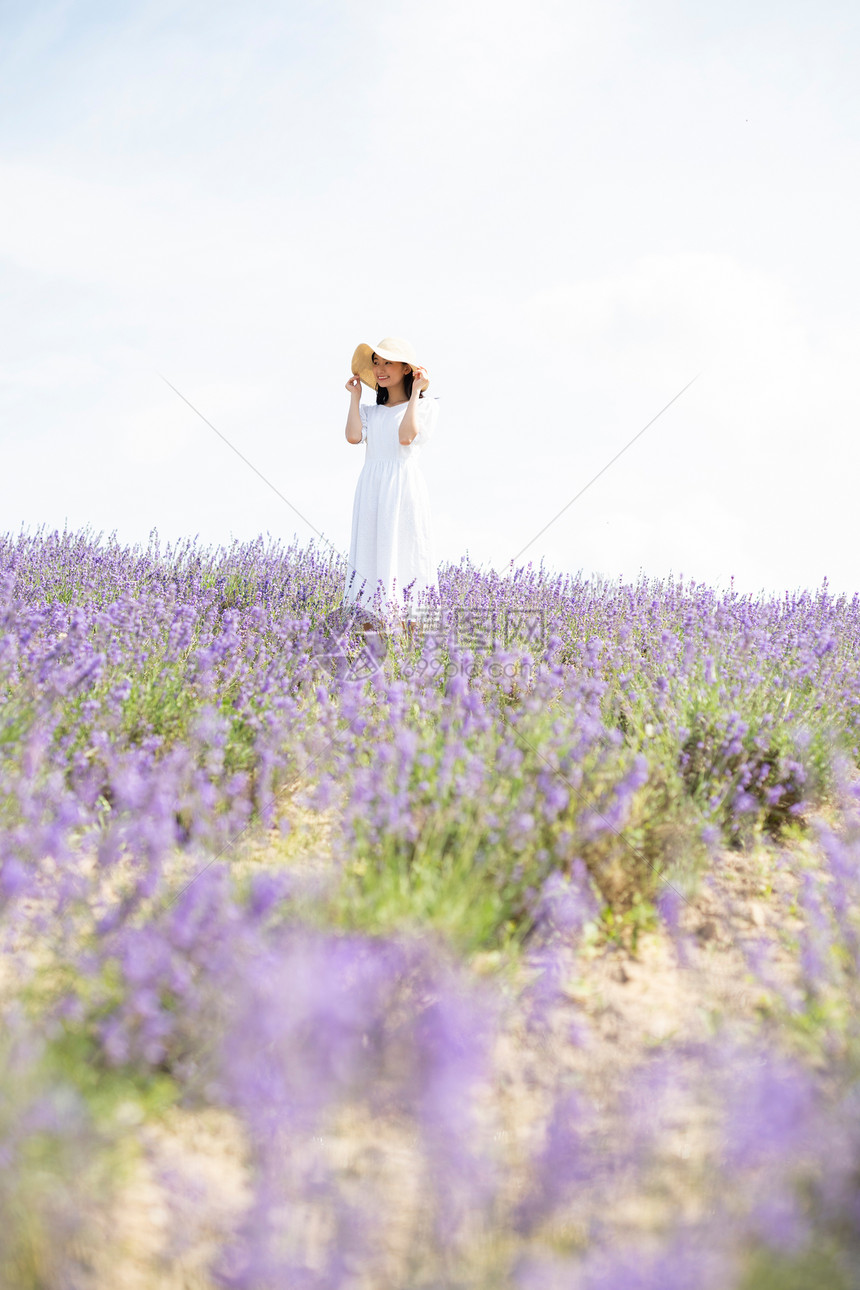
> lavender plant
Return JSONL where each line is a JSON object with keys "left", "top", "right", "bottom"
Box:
{"left": 3, "top": 528, "right": 860, "bottom": 1287}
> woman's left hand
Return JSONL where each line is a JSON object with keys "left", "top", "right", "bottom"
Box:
{"left": 412, "top": 366, "right": 430, "bottom": 394}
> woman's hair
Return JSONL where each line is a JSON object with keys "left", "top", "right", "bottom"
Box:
{"left": 374, "top": 355, "right": 425, "bottom": 405}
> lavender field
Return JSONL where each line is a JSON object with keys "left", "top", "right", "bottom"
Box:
{"left": 4, "top": 526, "right": 860, "bottom": 1289}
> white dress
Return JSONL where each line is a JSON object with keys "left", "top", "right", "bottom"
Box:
{"left": 344, "top": 396, "right": 439, "bottom": 619}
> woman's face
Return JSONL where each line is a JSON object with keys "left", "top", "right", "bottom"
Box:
{"left": 372, "top": 354, "right": 412, "bottom": 389}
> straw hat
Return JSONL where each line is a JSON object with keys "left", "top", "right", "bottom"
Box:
{"left": 351, "top": 337, "right": 422, "bottom": 390}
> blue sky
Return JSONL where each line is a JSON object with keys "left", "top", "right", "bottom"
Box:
{"left": 2, "top": 0, "right": 859, "bottom": 593}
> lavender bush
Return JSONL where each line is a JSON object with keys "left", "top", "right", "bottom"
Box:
{"left": 3, "top": 526, "right": 860, "bottom": 1286}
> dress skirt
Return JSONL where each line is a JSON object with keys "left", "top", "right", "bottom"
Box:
{"left": 344, "top": 396, "right": 439, "bottom": 621}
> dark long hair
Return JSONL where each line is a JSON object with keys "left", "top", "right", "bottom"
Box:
{"left": 374, "top": 360, "right": 425, "bottom": 405}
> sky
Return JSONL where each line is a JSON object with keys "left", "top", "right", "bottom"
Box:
{"left": 1, "top": 0, "right": 859, "bottom": 595}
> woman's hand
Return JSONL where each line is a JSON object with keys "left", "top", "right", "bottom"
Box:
{"left": 345, "top": 374, "right": 362, "bottom": 395}
{"left": 411, "top": 366, "right": 430, "bottom": 394}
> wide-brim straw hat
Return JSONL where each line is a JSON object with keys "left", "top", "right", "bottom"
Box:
{"left": 351, "top": 336, "right": 422, "bottom": 390}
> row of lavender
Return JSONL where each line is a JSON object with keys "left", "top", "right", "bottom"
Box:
{"left": 5, "top": 527, "right": 856, "bottom": 935}
{"left": 9, "top": 827, "right": 860, "bottom": 1289}
{"left": 3, "top": 526, "right": 860, "bottom": 1287}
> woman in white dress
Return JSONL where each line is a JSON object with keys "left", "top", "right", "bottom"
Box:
{"left": 343, "top": 336, "right": 439, "bottom": 634}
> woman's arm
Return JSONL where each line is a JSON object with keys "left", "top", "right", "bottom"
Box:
{"left": 399, "top": 366, "right": 430, "bottom": 445}
{"left": 344, "top": 375, "right": 363, "bottom": 444}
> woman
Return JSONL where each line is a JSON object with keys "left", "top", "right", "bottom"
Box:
{"left": 343, "top": 336, "right": 439, "bottom": 634}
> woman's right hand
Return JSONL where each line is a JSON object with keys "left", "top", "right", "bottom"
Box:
{"left": 345, "top": 374, "right": 362, "bottom": 395}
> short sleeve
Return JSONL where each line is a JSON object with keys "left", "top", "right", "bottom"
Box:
{"left": 359, "top": 402, "right": 370, "bottom": 444}
{"left": 415, "top": 395, "right": 439, "bottom": 444}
